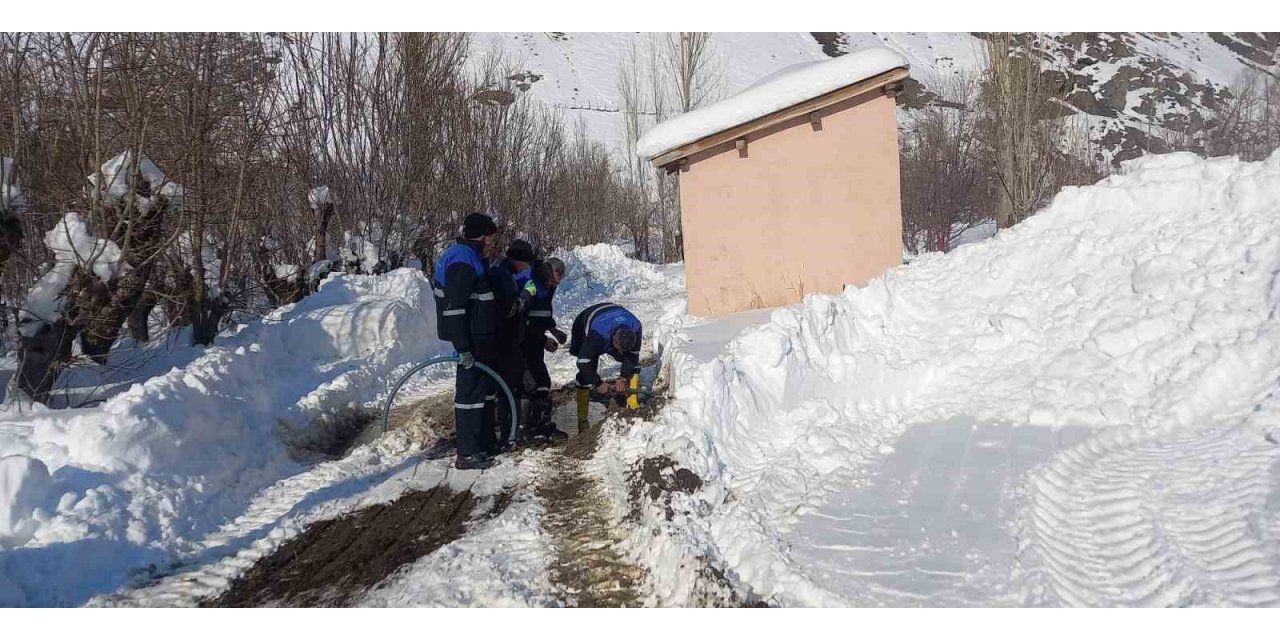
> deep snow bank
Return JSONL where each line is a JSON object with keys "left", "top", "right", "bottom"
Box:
{"left": 0, "top": 242, "right": 683, "bottom": 606}
{"left": 611, "top": 152, "right": 1280, "bottom": 605}
{"left": 0, "top": 269, "right": 449, "bottom": 605}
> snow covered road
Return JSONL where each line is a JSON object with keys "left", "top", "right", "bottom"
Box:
{"left": 8, "top": 152, "right": 1280, "bottom": 607}
{"left": 791, "top": 419, "right": 1090, "bottom": 606}
{"left": 79, "top": 245, "right": 682, "bottom": 607}
{"left": 1020, "top": 420, "right": 1280, "bottom": 607}
{"left": 610, "top": 151, "right": 1280, "bottom": 607}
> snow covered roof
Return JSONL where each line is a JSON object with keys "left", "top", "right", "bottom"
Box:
{"left": 636, "top": 47, "right": 909, "bottom": 162}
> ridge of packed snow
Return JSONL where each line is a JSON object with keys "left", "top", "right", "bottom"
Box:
{"left": 635, "top": 47, "right": 907, "bottom": 159}
{"left": 609, "top": 151, "right": 1280, "bottom": 606}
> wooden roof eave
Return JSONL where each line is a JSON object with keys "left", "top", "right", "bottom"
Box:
{"left": 649, "top": 66, "right": 909, "bottom": 171}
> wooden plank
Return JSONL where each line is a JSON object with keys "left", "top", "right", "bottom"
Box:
{"left": 736, "top": 138, "right": 748, "bottom": 158}
{"left": 810, "top": 112, "right": 823, "bottom": 132}
{"left": 650, "top": 66, "right": 908, "bottom": 169}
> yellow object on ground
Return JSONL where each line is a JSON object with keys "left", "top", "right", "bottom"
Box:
{"left": 626, "top": 374, "right": 640, "bottom": 410}
{"left": 576, "top": 387, "right": 590, "bottom": 431}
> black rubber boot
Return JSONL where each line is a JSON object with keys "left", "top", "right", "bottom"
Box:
{"left": 545, "top": 424, "right": 570, "bottom": 442}
{"left": 455, "top": 452, "right": 497, "bottom": 470}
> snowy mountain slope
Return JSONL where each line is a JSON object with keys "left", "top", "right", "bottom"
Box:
{"left": 470, "top": 32, "right": 832, "bottom": 154}
{"left": 606, "top": 151, "right": 1280, "bottom": 606}
{"left": 475, "top": 32, "right": 1278, "bottom": 163}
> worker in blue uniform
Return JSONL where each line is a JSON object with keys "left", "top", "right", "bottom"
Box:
{"left": 508, "top": 240, "right": 568, "bottom": 442}
{"left": 433, "top": 212, "right": 500, "bottom": 470}
{"left": 569, "top": 302, "right": 642, "bottom": 428}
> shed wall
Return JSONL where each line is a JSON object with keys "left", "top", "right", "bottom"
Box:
{"left": 678, "top": 92, "right": 902, "bottom": 316}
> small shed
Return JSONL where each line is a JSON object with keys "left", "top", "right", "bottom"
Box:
{"left": 638, "top": 47, "right": 909, "bottom": 317}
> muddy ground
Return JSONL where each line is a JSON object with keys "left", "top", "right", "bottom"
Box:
{"left": 536, "top": 389, "right": 649, "bottom": 607}
{"left": 206, "top": 485, "right": 509, "bottom": 607}
{"left": 202, "top": 374, "right": 760, "bottom": 607}
{"left": 205, "top": 395, "right": 481, "bottom": 607}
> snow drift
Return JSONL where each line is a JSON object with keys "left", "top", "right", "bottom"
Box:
{"left": 0, "top": 242, "right": 681, "bottom": 606}
{"left": 613, "top": 152, "right": 1280, "bottom": 606}
{"left": 0, "top": 268, "right": 449, "bottom": 605}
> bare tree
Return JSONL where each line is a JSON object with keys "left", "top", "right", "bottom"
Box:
{"left": 979, "top": 33, "right": 1078, "bottom": 228}
{"left": 614, "top": 33, "right": 723, "bottom": 263}
{"left": 900, "top": 74, "right": 983, "bottom": 254}
{"left": 1, "top": 31, "right": 654, "bottom": 405}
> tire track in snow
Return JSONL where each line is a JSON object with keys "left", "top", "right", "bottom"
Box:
{"left": 789, "top": 419, "right": 1083, "bottom": 606}
{"left": 1019, "top": 425, "right": 1280, "bottom": 607}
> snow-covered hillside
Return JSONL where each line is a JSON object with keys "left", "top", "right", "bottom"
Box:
{"left": 474, "top": 32, "right": 1278, "bottom": 163}
{"left": 607, "top": 151, "right": 1280, "bottom": 606}
{"left": 471, "top": 32, "right": 830, "bottom": 154}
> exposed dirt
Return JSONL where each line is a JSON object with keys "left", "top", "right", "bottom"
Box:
{"left": 204, "top": 485, "right": 510, "bottom": 607}
{"left": 205, "top": 364, "right": 697, "bottom": 608}
{"left": 624, "top": 452, "right": 769, "bottom": 607}
{"left": 279, "top": 388, "right": 461, "bottom": 463}
{"left": 279, "top": 408, "right": 379, "bottom": 462}
{"left": 534, "top": 388, "right": 652, "bottom": 607}
{"left": 380, "top": 393, "right": 459, "bottom": 451}
{"left": 202, "top": 392, "right": 496, "bottom": 608}
{"left": 628, "top": 455, "right": 703, "bottom": 522}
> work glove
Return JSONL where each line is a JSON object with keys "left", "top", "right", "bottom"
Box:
{"left": 459, "top": 351, "right": 476, "bottom": 369}
{"left": 550, "top": 327, "right": 567, "bottom": 345}
{"left": 544, "top": 337, "right": 558, "bottom": 353}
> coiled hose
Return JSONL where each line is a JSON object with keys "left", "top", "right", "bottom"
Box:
{"left": 376, "top": 354, "right": 518, "bottom": 446}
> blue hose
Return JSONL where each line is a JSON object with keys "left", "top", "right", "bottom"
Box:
{"left": 377, "top": 354, "right": 519, "bottom": 446}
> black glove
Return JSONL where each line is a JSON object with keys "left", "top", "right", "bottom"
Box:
{"left": 459, "top": 351, "right": 475, "bottom": 369}
{"left": 550, "top": 327, "right": 567, "bottom": 345}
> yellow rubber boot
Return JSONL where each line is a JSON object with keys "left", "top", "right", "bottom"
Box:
{"left": 626, "top": 374, "right": 641, "bottom": 410}
{"left": 576, "top": 387, "right": 590, "bottom": 431}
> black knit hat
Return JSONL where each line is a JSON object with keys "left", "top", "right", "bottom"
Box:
{"left": 505, "top": 239, "right": 536, "bottom": 262}
{"left": 462, "top": 212, "right": 498, "bottom": 239}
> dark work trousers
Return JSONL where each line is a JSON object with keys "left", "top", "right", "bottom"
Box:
{"left": 454, "top": 348, "right": 496, "bottom": 457}
{"left": 488, "top": 340, "right": 525, "bottom": 445}
{"left": 521, "top": 331, "right": 553, "bottom": 432}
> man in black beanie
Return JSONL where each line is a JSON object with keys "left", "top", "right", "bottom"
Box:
{"left": 433, "top": 212, "right": 500, "bottom": 470}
